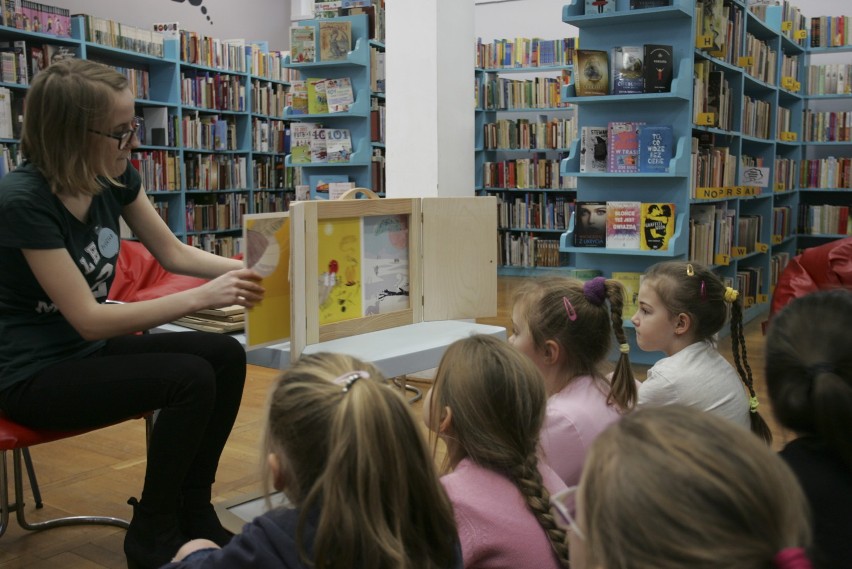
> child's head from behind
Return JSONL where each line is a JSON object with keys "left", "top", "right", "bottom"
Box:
{"left": 572, "top": 406, "right": 811, "bottom": 569}
{"left": 634, "top": 261, "right": 728, "bottom": 351}
{"left": 766, "top": 288, "right": 852, "bottom": 469}
{"left": 265, "top": 352, "right": 456, "bottom": 568}
{"left": 427, "top": 334, "right": 546, "bottom": 470}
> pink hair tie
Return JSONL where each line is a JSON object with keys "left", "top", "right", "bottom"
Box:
{"left": 773, "top": 547, "right": 813, "bottom": 569}
{"left": 583, "top": 276, "right": 607, "bottom": 306}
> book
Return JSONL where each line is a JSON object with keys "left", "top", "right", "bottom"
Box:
{"left": 290, "top": 122, "right": 319, "bottom": 164}
{"left": 324, "top": 77, "right": 354, "bottom": 113}
{"left": 643, "top": 44, "right": 673, "bottom": 93}
{"left": 310, "top": 126, "right": 328, "bottom": 162}
{"left": 309, "top": 173, "right": 349, "bottom": 200}
{"left": 606, "top": 201, "right": 642, "bottom": 249}
{"left": 319, "top": 20, "right": 351, "bottom": 61}
{"left": 306, "top": 78, "right": 329, "bottom": 114}
{"left": 607, "top": 121, "right": 645, "bottom": 173}
{"left": 611, "top": 46, "right": 644, "bottom": 95}
{"left": 706, "top": 70, "right": 723, "bottom": 127}
{"left": 194, "top": 305, "right": 245, "bottom": 322}
{"left": 290, "top": 25, "right": 316, "bottom": 63}
{"left": 173, "top": 314, "right": 244, "bottom": 333}
{"left": 288, "top": 80, "right": 309, "bottom": 115}
{"left": 573, "top": 201, "right": 607, "bottom": 247}
{"left": 325, "top": 128, "right": 352, "bottom": 163}
{"left": 640, "top": 203, "right": 676, "bottom": 250}
{"left": 328, "top": 180, "right": 356, "bottom": 199}
{"left": 579, "top": 126, "right": 608, "bottom": 173}
{"left": 585, "top": 0, "right": 614, "bottom": 14}
{"left": 638, "top": 125, "right": 673, "bottom": 173}
{"left": 611, "top": 271, "right": 642, "bottom": 317}
{"left": 630, "top": 0, "right": 671, "bottom": 7}
{"left": 575, "top": 50, "right": 609, "bottom": 96}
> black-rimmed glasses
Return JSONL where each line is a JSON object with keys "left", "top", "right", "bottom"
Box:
{"left": 89, "top": 116, "right": 143, "bottom": 150}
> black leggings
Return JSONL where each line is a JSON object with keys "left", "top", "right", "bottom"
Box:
{"left": 0, "top": 331, "right": 246, "bottom": 513}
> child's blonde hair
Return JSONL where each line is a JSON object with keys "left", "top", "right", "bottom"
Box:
{"left": 641, "top": 260, "right": 772, "bottom": 443}
{"left": 263, "top": 352, "right": 457, "bottom": 569}
{"left": 429, "top": 335, "right": 570, "bottom": 567}
{"left": 512, "top": 276, "right": 636, "bottom": 411}
{"left": 578, "top": 405, "right": 811, "bottom": 569}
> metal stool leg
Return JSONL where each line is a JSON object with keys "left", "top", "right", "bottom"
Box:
{"left": 21, "top": 448, "right": 42, "bottom": 508}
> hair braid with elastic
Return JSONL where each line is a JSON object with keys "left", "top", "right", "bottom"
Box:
{"left": 729, "top": 299, "right": 773, "bottom": 444}
{"left": 604, "top": 279, "right": 637, "bottom": 411}
{"left": 508, "top": 452, "right": 570, "bottom": 568}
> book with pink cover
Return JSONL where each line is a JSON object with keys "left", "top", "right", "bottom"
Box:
{"left": 607, "top": 121, "right": 645, "bottom": 173}
{"left": 605, "top": 201, "right": 641, "bottom": 249}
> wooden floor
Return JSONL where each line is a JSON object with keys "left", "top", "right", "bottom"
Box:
{"left": 0, "top": 276, "right": 789, "bottom": 568}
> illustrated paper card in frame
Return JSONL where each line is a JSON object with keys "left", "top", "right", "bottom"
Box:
{"left": 243, "top": 212, "right": 291, "bottom": 349}
{"left": 290, "top": 198, "right": 421, "bottom": 359}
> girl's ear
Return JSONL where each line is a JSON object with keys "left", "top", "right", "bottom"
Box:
{"left": 674, "top": 312, "right": 692, "bottom": 335}
{"left": 543, "top": 339, "right": 562, "bottom": 365}
{"left": 267, "top": 453, "right": 287, "bottom": 491}
{"left": 438, "top": 406, "right": 453, "bottom": 435}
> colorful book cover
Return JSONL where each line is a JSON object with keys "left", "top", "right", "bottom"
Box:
{"left": 290, "top": 25, "right": 316, "bottom": 63}
{"left": 290, "top": 122, "right": 319, "bottom": 164}
{"left": 310, "top": 127, "right": 328, "bottom": 162}
{"left": 324, "top": 77, "right": 354, "bottom": 113}
{"left": 288, "top": 80, "right": 308, "bottom": 115}
{"left": 607, "top": 121, "right": 645, "bottom": 173}
{"left": 611, "top": 271, "right": 642, "bottom": 317}
{"left": 319, "top": 20, "right": 352, "bottom": 61}
{"left": 640, "top": 203, "right": 676, "bottom": 250}
{"left": 325, "top": 128, "right": 352, "bottom": 163}
{"left": 573, "top": 201, "right": 607, "bottom": 247}
{"left": 309, "top": 173, "right": 349, "bottom": 200}
{"left": 643, "top": 44, "right": 673, "bottom": 93}
{"left": 611, "top": 46, "right": 644, "bottom": 95}
{"left": 638, "top": 125, "right": 673, "bottom": 173}
{"left": 630, "top": 0, "right": 671, "bottom": 8}
{"left": 585, "top": 0, "right": 614, "bottom": 14}
{"left": 606, "top": 201, "right": 642, "bottom": 249}
{"left": 306, "top": 78, "right": 329, "bottom": 114}
{"left": 575, "top": 50, "right": 609, "bottom": 96}
{"left": 579, "top": 126, "right": 608, "bottom": 173}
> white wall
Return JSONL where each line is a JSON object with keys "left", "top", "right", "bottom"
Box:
{"left": 48, "top": 0, "right": 290, "bottom": 51}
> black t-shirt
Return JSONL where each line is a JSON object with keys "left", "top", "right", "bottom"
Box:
{"left": 0, "top": 161, "right": 140, "bottom": 391}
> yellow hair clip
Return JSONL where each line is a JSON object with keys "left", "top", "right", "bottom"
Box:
{"left": 686, "top": 263, "right": 695, "bottom": 276}
{"left": 724, "top": 287, "right": 738, "bottom": 303}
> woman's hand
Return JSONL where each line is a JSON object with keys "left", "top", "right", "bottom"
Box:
{"left": 199, "top": 268, "right": 266, "bottom": 309}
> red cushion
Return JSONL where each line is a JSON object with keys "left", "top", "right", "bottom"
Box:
{"left": 109, "top": 241, "right": 208, "bottom": 302}
{"left": 0, "top": 413, "right": 93, "bottom": 450}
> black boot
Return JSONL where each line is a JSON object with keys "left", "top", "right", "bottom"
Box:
{"left": 124, "top": 497, "right": 187, "bottom": 569}
{"left": 178, "top": 488, "right": 233, "bottom": 547}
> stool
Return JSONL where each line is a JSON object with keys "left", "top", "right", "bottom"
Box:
{"left": 0, "top": 412, "right": 153, "bottom": 538}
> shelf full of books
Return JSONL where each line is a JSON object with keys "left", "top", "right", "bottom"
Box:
{"left": 474, "top": 36, "right": 579, "bottom": 274}
{"left": 286, "top": 12, "right": 381, "bottom": 200}
{"left": 0, "top": 8, "right": 296, "bottom": 256}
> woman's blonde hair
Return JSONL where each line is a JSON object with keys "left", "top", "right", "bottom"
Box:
{"left": 22, "top": 58, "right": 129, "bottom": 196}
{"left": 512, "top": 276, "right": 636, "bottom": 411}
{"left": 263, "top": 352, "right": 457, "bottom": 569}
{"left": 429, "top": 335, "right": 570, "bottom": 567}
{"left": 578, "top": 405, "right": 811, "bottom": 569}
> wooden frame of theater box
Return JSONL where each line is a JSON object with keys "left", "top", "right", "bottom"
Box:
{"left": 288, "top": 195, "right": 497, "bottom": 359}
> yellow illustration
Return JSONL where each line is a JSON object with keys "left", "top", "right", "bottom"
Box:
{"left": 244, "top": 213, "right": 290, "bottom": 348}
{"left": 318, "top": 217, "right": 362, "bottom": 325}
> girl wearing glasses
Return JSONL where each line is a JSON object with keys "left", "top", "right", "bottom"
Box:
{"left": 0, "top": 59, "right": 265, "bottom": 568}
{"left": 558, "top": 405, "right": 813, "bottom": 569}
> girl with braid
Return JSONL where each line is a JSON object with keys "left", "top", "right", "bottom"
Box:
{"left": 766, "top": 289, "right": 852, "bottom": 568}
{"left": 632, "top": 260, "right": 772, "bottom": 443}
{"left": 509, "top": 276, "right": 637, "bottom": 486}
{"left": 425, "top": 335, "right": 570, "bottom": 569}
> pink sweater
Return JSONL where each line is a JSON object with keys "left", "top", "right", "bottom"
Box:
{"left": 441, "top": 458, "right": 567, "bottom": 569}
{"left": 540, "top": 374, "right": 623, "bottom": 486}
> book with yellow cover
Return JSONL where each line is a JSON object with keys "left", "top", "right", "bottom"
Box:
{"left": 640, "top": 202, "right": 676, "bottom": 250}
{"left": 319, "top": 20, "right": 351, "bottom": 61}
{"left": 611, "top": 272, "right": 641, "bottom": 317}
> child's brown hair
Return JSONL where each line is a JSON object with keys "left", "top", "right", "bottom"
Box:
{"left": 642, "top": 260, "right": 772, "bottom": 444}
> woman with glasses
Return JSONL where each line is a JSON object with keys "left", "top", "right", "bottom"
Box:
{"left": 0, "top": 59, "right": 265, "bottom": 569}
{"left": 556, "top": 405, "right": 814, "bottom": 569}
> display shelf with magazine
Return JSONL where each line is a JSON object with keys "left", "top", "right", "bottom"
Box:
{"left": 284, "top": 14, "right": 376, "bottom": 194}
{"left": 474, "top": 37, "right": 578, "bottom": 273}
{"left": 555, "top": 0, "right": 811, "bottom": 362}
